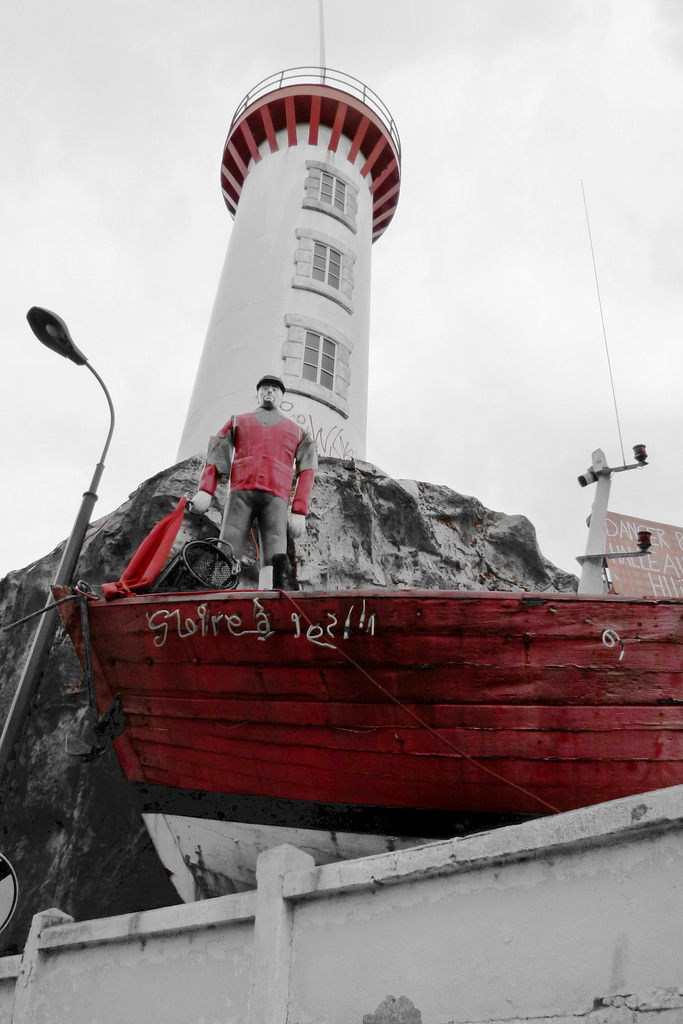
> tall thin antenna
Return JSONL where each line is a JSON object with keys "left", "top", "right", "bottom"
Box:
{"left": 318, "top": 0, "right": 326, "bottom": 70}
{"left": 581, "top": 180, "right": 627, "bottom": 466}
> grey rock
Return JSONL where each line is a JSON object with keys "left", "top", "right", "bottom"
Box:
{"left": 297, "top": 460, "right": 576, "bottom": 594}
{"left": 363, "top": 995, "right": 423, "bottom": 1024}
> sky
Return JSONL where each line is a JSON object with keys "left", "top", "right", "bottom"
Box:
{"left": 1, "top": 0, "right": 682, "bottom": 582}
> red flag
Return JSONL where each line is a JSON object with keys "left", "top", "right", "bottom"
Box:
{"left": 102, "top": 496, "right": 187, "bottom": 600}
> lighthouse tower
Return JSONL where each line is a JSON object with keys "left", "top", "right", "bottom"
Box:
{"left": 176, "top": 67, "right": 401, "bottom": 462}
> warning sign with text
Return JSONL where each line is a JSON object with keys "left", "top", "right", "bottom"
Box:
{"left": 606, "top": 511, "right": 683, "bottom": 598}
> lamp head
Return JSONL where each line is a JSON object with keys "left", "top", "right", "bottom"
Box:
{"left": 637, "top": 528, "right": 652, "bottom": 552}
{"left": 26, "top": 307, "right": 88, "bottom": 366}
{"left": 632, "top": 443, "right": 648, "bottom": 465}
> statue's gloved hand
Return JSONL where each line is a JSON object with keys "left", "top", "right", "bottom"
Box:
{"left": 288, "top": 513, "right": 306, "bottom": 539}
{"left": 190, "top": 491, "right": 212, "bottom": 515}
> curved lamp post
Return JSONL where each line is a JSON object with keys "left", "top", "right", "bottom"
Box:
{"left": 0, "top": 308, "right": 115, "bottom": 783}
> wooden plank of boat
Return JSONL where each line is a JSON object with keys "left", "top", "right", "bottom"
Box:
{"left": 54, "top": 586, "right": 683, "bottom": 828}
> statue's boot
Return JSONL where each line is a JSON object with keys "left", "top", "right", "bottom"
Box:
{"left": 272, "top": 553, "right": 297, "bottom": 591}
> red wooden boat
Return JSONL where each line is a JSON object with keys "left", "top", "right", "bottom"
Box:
{"left": 55, "top": 583, "right": 683, "bottom": 894}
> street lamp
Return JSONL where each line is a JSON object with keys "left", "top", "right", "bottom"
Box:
{"left": 0, "top": 308, "right": 115, "bottom": 783}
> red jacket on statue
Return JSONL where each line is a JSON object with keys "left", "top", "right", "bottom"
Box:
{"left": 198, "top": 411, "right": 317, "bottom": 514}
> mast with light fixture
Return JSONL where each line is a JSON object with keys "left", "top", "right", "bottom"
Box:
{"left": 576, "top": 443, "right": 651, "bottom": 595}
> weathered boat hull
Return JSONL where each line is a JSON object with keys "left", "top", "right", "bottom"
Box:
{"left": 141, "top": 812, "right": 445, "bottom": 898}
{"left": 56, "top": 587, "right": 683, "bottom": 897}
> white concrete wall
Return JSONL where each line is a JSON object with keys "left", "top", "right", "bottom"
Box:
{"left": 288, "top": 799, "right": 683, "bottom": 1023}
{"left": 178, "top": 122, "right": 373, "bottom": 463}
{"left": 2, "top": 787, "right": 682, "bottom": 1024}
{"left": 7, "top": 897, "right": 255, "bottom": 1024}
{"left": 0, "top": 957, "right": 20, "bottom": 1024}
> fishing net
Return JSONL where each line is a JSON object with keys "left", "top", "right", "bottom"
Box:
{"left": 148, "top": 540, "right": 241, "bottom": 593}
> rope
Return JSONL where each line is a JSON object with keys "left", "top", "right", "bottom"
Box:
{"left": 2, "top": 584, "right": 96, "bottom": 631}
{"left": 2, "top": 595, "right": 80, "bottom": 631}
{"left": 581, "top": 181, "right": 627, "bottom": 466}
{"left": 84, "top": 516, "right": 110, "bottom": 543}
{"left": 78, "top": 594, "right": 97, "bottom": 712}
{"left": 277, "top": 590, "right": 561, "bottom": 815}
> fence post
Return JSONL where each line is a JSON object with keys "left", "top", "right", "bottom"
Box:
{"left": 10, "top": 908, "right": 73, "bottom": 1023}
{"left": 246, "top": 844, "right": 314, "bottom": 1024}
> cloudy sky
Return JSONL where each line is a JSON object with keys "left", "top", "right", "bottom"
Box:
{"left": 1, "top": 0, "right": 682, "bottom": 582}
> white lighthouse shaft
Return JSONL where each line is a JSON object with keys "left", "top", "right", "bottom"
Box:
{"left": 176, "top": 69, "right": 401, "bottom": 465}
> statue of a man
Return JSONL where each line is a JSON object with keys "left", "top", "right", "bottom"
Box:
{"left": 190, "top": 375, "right": 317, "bottom": 589}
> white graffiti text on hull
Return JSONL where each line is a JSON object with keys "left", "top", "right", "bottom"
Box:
{"left": 146, "top": 598, "right": 375, "bottom": 649}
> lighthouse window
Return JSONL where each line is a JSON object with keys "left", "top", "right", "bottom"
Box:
{"left": 302, "top": 332, "right": 336, "bottom": 390}
{"left": 319, "top": 172, "right": 347, "bottom": 212}
{"left": 283, "top": 314, "right": 352, "bottom": 416}
{"left": 303, "top": 160, "right": 358, "bottom": 233}
{"left": 312, "top": 243, "right": 342, "bottom": 290}
{"left": 293, "top": 227, "right": 355, "bottom": 313}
